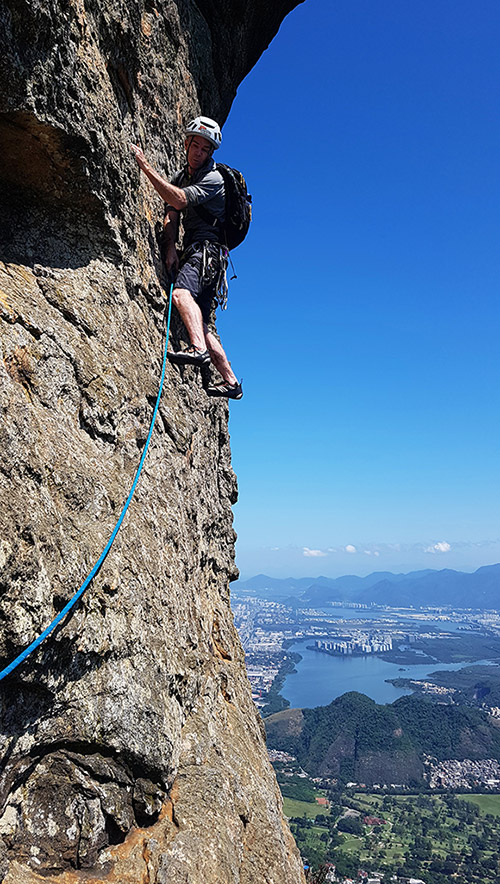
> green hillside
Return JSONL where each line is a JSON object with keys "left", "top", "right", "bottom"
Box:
{"left": 265, "top": 692, "right": 500, "bottom": 785}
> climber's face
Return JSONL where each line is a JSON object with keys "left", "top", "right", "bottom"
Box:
{"left": 185, "top": 135, "right": 213, "bottom": 171}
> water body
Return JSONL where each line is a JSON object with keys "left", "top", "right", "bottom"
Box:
{"left": 317, "top": 606, "right": 474, "bottom": 633}
{"left": 281, "top": 639, "right": 493, "bottom": 708}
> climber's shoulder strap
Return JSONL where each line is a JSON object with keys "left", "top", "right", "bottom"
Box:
{"left": 191, "top": 163, "right": 252, "bottom": 250}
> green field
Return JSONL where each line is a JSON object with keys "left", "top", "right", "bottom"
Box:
{"left": 282, "top": 796, "right": 329, "bottom": 819}
{"left": 463, "top": 794, "right": 500, "bottom": 816}
{"left": 284, "top": 787, "right": 500, "bottom": 880}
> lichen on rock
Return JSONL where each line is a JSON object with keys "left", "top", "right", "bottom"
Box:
{"left": 0, "top": 0, "right": 305, "bottom": 881}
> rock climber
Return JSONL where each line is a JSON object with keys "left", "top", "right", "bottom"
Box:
{"left": 130, "top": 116, "right": 242, "bottom": 400}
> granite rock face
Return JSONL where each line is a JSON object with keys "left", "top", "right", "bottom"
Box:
{"left": 0, "top": 1, "right": 305, "bottom": 881}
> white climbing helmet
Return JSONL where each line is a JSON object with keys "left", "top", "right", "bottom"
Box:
{"left": 184, "top": 116, "right": 222, "bottom": 150}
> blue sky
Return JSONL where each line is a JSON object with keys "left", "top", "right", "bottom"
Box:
{"left": 213, "top": 0, "right": 499, "bottom": 579}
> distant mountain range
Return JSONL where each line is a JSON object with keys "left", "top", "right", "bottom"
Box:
{"left": 233, "top": 564, "right": 500, "bottom": 608}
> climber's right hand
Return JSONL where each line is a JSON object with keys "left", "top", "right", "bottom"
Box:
{"left": 130, "top": 143, "right": 148, "bottom": 172}
{"left": 165, "top": 244, "right": 179, "bottom": 278}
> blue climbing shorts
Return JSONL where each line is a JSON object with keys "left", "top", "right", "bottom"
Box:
{"left": 174, "top": 243, "right": 219, "bottom": 324}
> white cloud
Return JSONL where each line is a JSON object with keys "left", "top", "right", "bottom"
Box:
{"left": 345, "top": 544, "right": 357, "bottom": 554}
{"left": 303, "top": 547, "right": 327, "bottom": 557}
{"left": 424, "top": 541, "right": 451, "bottom": 554}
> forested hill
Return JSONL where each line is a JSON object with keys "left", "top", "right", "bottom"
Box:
{"left": 265, "top": 693, "right": 500, "bottom": 786}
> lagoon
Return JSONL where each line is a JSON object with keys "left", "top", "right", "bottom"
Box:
{"left": 281, "top": 639, "right": 490, "bottom": 708}
{"left": 317, "top": 607, "right": 473, "bottom": 633}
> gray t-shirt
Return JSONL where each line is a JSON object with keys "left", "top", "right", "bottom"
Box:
{"left": 165, "top": 157, "right": 225, "bottom": 247}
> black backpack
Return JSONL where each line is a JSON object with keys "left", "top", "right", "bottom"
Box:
{"left": 191, "top": 163, "right": 252, "bottom": 250}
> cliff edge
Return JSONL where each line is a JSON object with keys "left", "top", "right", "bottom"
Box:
{"left": 0, "top": 1, "right": 305, "bottom": 881}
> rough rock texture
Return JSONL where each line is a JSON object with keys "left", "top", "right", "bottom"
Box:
{"left": 0, "top": 1, "right": 305, "bottom": 881}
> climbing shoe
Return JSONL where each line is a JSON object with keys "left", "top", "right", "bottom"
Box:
{"left": 206, "top": 380, "right": 243, "bottom": 400}
{"left": 167, "top": 346, "right": 210, "bottom": 367}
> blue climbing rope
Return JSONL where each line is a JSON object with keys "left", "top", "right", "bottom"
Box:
{"left": 0, "top": 284, "right": 174, "bottom": 682}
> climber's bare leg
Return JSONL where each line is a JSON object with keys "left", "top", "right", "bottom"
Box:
{"left": 204, "top": 324, "right": 238, "bottom": 385}
{"left": 171, "top": 287, "right": 206, "bottom": 351}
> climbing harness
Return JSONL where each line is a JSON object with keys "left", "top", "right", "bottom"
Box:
{"left": 178, "top": 241, "right": 229, "bottom": 310}
{"left": 200, "top": 241, "right": 229, "bottom": 310}
{"left": 0, "top": 284, "right": 174, "bottom": 683}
